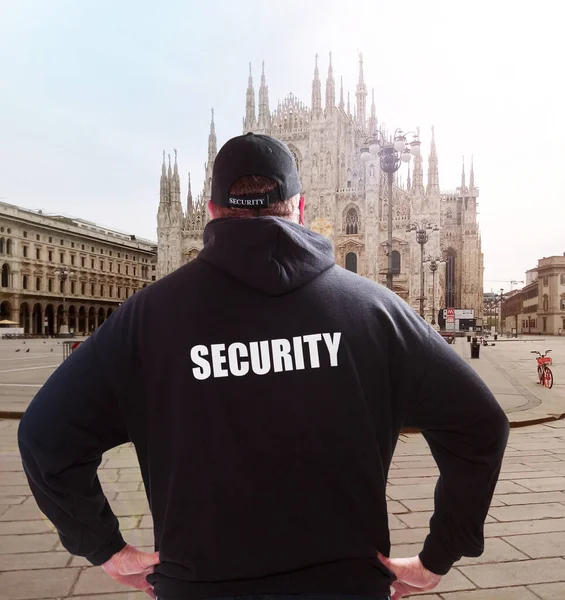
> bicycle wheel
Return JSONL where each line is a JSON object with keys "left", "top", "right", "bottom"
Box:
{"left": 538, "top": 365, "right": 544, "bottom": 383}
{"left": 544, "top": 367, "right": 554, "bottom": 389}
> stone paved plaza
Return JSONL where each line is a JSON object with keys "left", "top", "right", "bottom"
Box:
{"left": 0, "top": 335, "right": 565, "bottom": 599}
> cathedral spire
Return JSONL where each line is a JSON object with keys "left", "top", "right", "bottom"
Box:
{"left": 311, "top": 53, "right": 322, "bottom": 118}
{"left": 407, "top": 163, "right": 411, "bottom": 192}
{"left": 244, "top": 63, "right": 256, "bottom": 132}
{"left": 208, "top": 108, "right": 217, "bottom": 162}
{"left": 167, "top": 153, "right": 172, "bottom": 179}
{"left": 159, "top": 150, "right": 168, "bottom": 205}
{"left": 325, "top": 51, "right": 335, "bottom": 114}
{"left": 426, "top": 125, "right": 440, "bottom": 196}
{"left": 339, "top": 76, "right": 344, "bottom": 110}
{"left": 173, "top": 148, "right": 181, "bottom": 203}
{"left": 257, "top": 61, "right": 270, "bottom": 131}
{"left": 347, "top": 91, "right": 351, "bottom": 116}
{"left": 369, "top": 88, "right": 376, "bottom": 133}
{"left": 411, "top": 127, "right": 425, "bottom": 196}
{"left": 186, "top": 172, "right": 193, "bottom": 217}
{"left": 355, "top": 52, "right": 367, "bottom": 129}
{"left": 461, "top": 156, "right": 466, "bottom": 191}
{"left": 469, "top": 155, "right": 475, "bottom": 191}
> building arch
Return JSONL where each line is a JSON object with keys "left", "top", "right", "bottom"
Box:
{"left": 345, "top": 252, "right": 358, "bottom": 273}
{"left": 45, "top": 304, "right": 55, "bottom": 336}
{"left": 32, "top": 303, "right": 42, "bottom": 335}
{"left": 88, "top": 307, "right": 96, "bottom": 332}
{"left": 19, "top": 302, "right": 31, "bottom": 333}
{"left": 68, "top": 305, "right": 77, "bottom": 333}
{"left": 78, "top": 306, "right": 87, "bottom": 335}
{"left": 0, "top": 300, "right": 12, "bottom": 321}
{"left": 97, "top": 307, "right": 105, "bottom": 327}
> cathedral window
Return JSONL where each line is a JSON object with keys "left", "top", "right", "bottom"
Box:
{"left": 445, "top": 249, "right": 457, "bottom": 308}
{"left": 345, "top": 207, "right": 360, "bottom": 235}
{"left": 391, "top": 250, "right": 401, "bottom": 275}
{"left": 345, "top": 252, "right": 358, "bottom": 273}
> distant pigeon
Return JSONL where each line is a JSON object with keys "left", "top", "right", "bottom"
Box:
{"left": 15, "top": 349, "right": 20, "bottom": 353}
{"left": 50, "top": 348, "right": 53, "bottom": 352}
{"left": 23, "top": 342, "right": 26, "bottom": 345}
{"left": 26, "top": 349, "right": 30, "bottom": 353}
{"left": 43, "top": 341, "right": 46, "bottom": 344}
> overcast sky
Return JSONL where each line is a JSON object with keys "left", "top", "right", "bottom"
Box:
{"left": 1, "top": 0, "right": 563, "bottom": 293}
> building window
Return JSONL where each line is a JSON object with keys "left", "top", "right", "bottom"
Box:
{"left": 109, "top": 285, "right": 113, "bottom": 298}
{"left": 6, "top": 239, "right": 12, "bottom": 255}
{"left": 345, "top": 208, "right": 359, "bottom": 234}
{"left": 60, "top": 252, "right": 64, "bottom": 263}
{"left": 22, "top": 275, "right": 28, "bottom": 290}
{"left": 71, "top": 255, "right": 75, "bottom": 266}
{"left": 563, "top": 318, "right": 565, "bottom": 330}
{"left": 48, "top": 279, "right": 53, "bottom": 292}
{"left": 35, "top": 248, "right": 41, "bottom": 260}
{"left": 35, "top": 277, "right": 41, "bottom": 291}
{"left": 445, "top": 249, "right": 457, "bottom": 308}
{"left": 100, "top": 261, "right": 104, "bottom": 271}
{"left": 81, "top": 244, "right": 85, "bottom": 250}
{"left": 100, "top": 249, "right": 104, "bottom": 254}
{"left": 81, "top": 257, "right": 85, "bottom": 267}
{"left": 36, "top": 234, "right": 40, "bottom": 241}
{"left": 561, "top": 274, "right": 565, "bottom": 285}
{"left": 133, "top": 267, "right": 136, "bottom": 277}
{"left": 345, "top": 252, "right": 358, "bottom": 273}
{"left": 126, "top": 255, "right": 129, "bottom": 260}
{"left": 543, "top": 317, "right": 547, "bottom": 332}
{"left": 23, "top": 231, "right": 28, "bottom": 238}
{"left": 1, "top": 264, "right": 9, "bottom": 287}
{"left": 100, "top": 285, "right": 105, "bottom": 297}
{"left": 117, "top": 286, "right": 122, "bottom": 298}
{"left": 60, "top": 240, "right": 64, "bottom": 245}
{"left": 109, "top": 262, "right": 113, "bottom": 272}
{"left": 125, "top": 265, "right": 129, "bottom": 275}
{"left": 81, "top": 282, "right": 85, "bottom": 295}
{"left": 152, "top": 265, "right": 156, "bottom": 271}
{"left": 71, "top": 281, "right": 75, "bottom": 294}
{"left": 126, "top": 287, "right": 130, "bottom": 298}
{"left": 109, "top": 251, "right": 112, "bottom": 256}
{"left": 23, "top": 246, "right": 28, "bottom": 258}
{"left": 118, "top": 253, "right": 121, "bottom": 258}
{"left": 91, "top": 283, "right": 95, "bottom": 296}
{"left": 91, "top": 247, "right": 94, "bottom": 252}
{"left": 543, "top": 276, "right": 548, "bottom": 286}
{"left": 152, "top": 275, "right": 156, "bottom": 281}
{"left": 71, "top": 242, "right": 75, "bottom": 248}
{"left": 48, "top": 250, "right": 53, "bottom": 262}
{"left": 391, "top": 250, "right": 401, "bottom": 275}
{"left": 48, "top": 237, "right": 52, "bottom": 243}
{"left": 561, "top": 298, "right": 565, "bottom": 310}
{"left": 118, "top": 264, "right": 121, "bottom": 274}
{"left": 90, "top": 259, "right": 94, "bottom": 269}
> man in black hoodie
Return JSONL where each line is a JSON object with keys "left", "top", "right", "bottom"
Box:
{"left": 18, "top": 133, "right": 509, "bottom": 600}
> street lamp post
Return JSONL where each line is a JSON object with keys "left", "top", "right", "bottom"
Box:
{"left": 407, "top": 220, "right": 439, "bottom": 318}
{"left": 499, "top": 288, "right": 504, "bottom": 335}
{"left": 54, "top": 268, "right": 74, "bottom": 335}
{"left": 361, "top": 129, "right": 421, "bottom": 290}
{"left": 424, "top": 255, "right": 446, "bottom": 325}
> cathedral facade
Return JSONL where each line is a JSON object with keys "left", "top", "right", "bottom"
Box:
{"left": 157, "top": 54, "right": 483, "bottom": 320}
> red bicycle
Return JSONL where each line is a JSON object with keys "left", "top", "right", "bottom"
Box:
{"left": 531, "top": 350, "right": 553, "bottom": 389}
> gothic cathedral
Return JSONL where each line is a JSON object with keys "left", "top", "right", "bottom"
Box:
{"left": 157, "top": 54, "right": 484, "bottom": 320}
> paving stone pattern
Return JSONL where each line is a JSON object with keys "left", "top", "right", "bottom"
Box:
{"left": 2, "top": 419, "right": 565, "bottom": 599}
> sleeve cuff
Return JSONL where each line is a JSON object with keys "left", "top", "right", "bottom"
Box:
{"left": 419, "top": 535, "right": 461, "bottom": 576}
{"left": 86, "top": 532, "right": 127, "bottom": 566}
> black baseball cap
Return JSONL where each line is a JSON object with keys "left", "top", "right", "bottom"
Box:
{"left": 211, "top": 132, "right": 301, "bottom": 209}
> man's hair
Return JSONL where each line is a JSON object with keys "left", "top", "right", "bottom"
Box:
{"left": 212, "top": 175, "right": 299, "bottom": 220}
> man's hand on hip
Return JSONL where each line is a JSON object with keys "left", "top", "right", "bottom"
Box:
{"left": 101, "top": 544, "right": 160, "bottom": 598}
{"left": 378, "top": 553, "right": 442, "bottom": 600}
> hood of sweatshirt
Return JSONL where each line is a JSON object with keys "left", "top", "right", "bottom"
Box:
{"left": 199, "top": 217, "right": 335, "bottom": 296}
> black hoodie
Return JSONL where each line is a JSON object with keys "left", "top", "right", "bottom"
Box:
{"left": 18, "top": 217, "right": 509, "bottom": 600}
